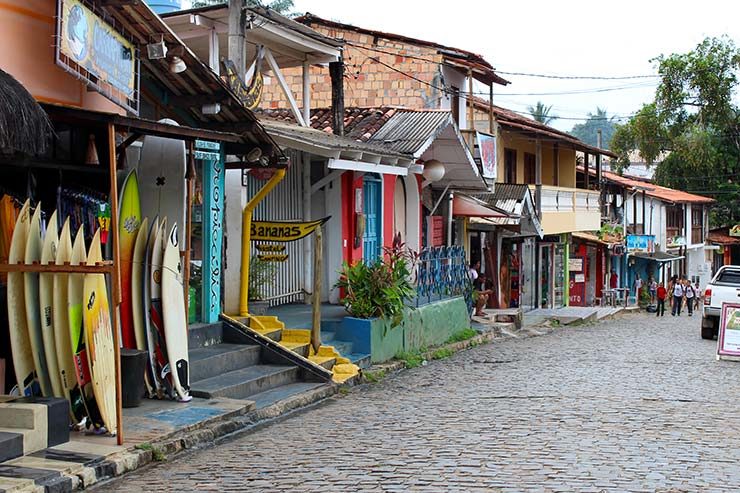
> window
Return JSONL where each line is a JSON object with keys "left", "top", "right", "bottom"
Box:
{"left": 524, "top": 153, "right": 536, "bottom": 184}
{"left": 450, "top": 86, "right": 460, "bottom": 124}
{"left": 666, "top": 205, "right": 684, "bottom": 240}
{"left": 691, "top": 207, "right": 704, "bottom": 244}
{"left": 504, "top": 148, "right": 517, "bottom": 183}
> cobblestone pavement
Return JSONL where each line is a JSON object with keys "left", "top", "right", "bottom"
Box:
{"left": 100, "top": 312, "right": 740, "bottom": 492}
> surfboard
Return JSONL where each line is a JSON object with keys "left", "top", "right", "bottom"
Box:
{"left": 69, "top": 225, "right": 104, "bottom": 429}
{"left": 39, "top": 210, "right": 63, "bottom": 398}
{"left": 161, "top": 224, "right": 191, "bottom": 402}
{"left": 24, "top": 204, "right": 52, "bottom": 397}
{"left": 119, "top": 169, "right": 142, "bottom": 349}
{"left": 7, "top": 200, "right": 39, "bottom": 396}
{"left": 150, "top": 217, "right": 173, "bottom": 398}
{"left": 143, "top": 216, "right": 164, "bottom": 397}
{"left": 53, "top": 219, "right": 87, "bottom": 424}
{"left": 138, "top": 120, "right": 187, "bottom": 248}
{"left": 83, "top": 229, "right": 117, "bottom": 434}
{"left": 131, "top": 216, "right": 152, "bottom": 395}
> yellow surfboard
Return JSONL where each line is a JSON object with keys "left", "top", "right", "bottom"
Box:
{"left": 7, "top": 200, "right": 38, "bottom": 396}
{"left": 83, "top": 229, "right": 117, "bottom": 435}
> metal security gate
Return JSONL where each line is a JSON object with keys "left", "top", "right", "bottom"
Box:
{"left": 363, "top": 174, "right": 382, "bottom": 263}
{"left": 243, "top": 149, "right": 305, "bottom": 306}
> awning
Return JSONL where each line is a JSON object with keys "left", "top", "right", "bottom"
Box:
{"left": 469, "top": 184, "right": 543, "bottom": 238}
{"left": 573, "top": 232, "right": 616, "bottom": 246}
{"left": 629, "top": 251, "right": 684, "bottom": 263}
{"left": 453, "top": 194, "right": 509, "bottom": 218}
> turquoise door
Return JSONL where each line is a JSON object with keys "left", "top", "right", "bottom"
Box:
{"left": 363, "top": 175, "right": 382, "bottom": 263}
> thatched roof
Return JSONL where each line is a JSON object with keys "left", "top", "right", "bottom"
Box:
{"left": 0, "top": 69, "right": 53, "bottom": 156}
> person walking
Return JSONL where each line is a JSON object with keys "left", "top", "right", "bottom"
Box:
{"left": 685, "top": 279, "right": 695, "bottom": 316}
{"left": 672, "top": 277, "right": 685, "bottom": 316}
{"left": 656, "top": 282, "right": 667, "bottom": 317}
{"left": 634, "top": 274, "right": 643, "bottom": 306}
{"left": 667, "top": 275, "right": 677, "bottom": 310}
{"left": 694, "top": 281, "right": 702, "bottom": 311}
{"left": 649, "top": 277, "right": 657, "bottom": 305}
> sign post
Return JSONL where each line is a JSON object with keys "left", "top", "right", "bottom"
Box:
{"left": 717, "top": 302, "right": 740, "bottom": 361}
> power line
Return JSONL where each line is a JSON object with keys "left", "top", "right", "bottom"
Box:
{"left": 496, "top": 71, "right": 659, "bottom": 80}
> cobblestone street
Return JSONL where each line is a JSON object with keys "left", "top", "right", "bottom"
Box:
{"left": 100, "top": 312, "right": 740, "bottom": 492}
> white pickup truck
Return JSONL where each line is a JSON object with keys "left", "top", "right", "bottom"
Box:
{"left": 702, "top": 265, "right": 740, "bottom": 339}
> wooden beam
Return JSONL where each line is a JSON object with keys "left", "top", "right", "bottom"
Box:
{"left": 311, "top": 169, "right": 345, "bottom": 194}
{"left": 116, "top": 133, "right": 142, "bottom": 154}
{"left": 311, "top": 227, "right": 322, "bottom": 354}
{"left": 0, "top": 262, "right": 114, "bottom": 273}
{"left": 168, "top": 92, "right": 232, "bottom": 108}
{"left": 264, "top": 47, "right": 307, "bottom": 127}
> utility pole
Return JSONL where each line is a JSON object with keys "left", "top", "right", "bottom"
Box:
{"left": 329, "top": 58, "right": 345, "bottom": 136}
{"left": 597, "top": 129, "right": 603, "bottom": 217}
{"left": 228, "top": 0, "right": 247, "bottom": 80}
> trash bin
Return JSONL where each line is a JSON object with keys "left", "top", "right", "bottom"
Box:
{"left": 120, "top": 348, "right": 148, "bottom": 408}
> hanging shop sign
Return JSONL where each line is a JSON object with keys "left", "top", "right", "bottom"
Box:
{"left": 201, "top": 141, "right": 223, "bottom": 324}
{"left": 427, "top": 216, "right": 444, "bottom": 247}
{"left": 56, "top": 0, "right": 139, "bottom": 114}
{"left": 476, "top": 131, "right": 497, "bottom": 179}
{"left": 626, "top": 234, "right": 655, "bottom": 253}
{"left": 717, "top": 302, "right": 740, "bottom": 360}
{"left": 730, "top": 225, "right": 740, "bottom": 237}
{"left": 222, "top": 59, "right": 263, "bottom": 110}
{"left": 250, "top": 217, "right": 329, "bottom": 242}
{"left": 568, "top": 257, "right": 583, "bottom": 272}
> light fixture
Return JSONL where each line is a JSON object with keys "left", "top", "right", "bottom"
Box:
{"left": 422, "top": 159, "right": 445, "bottom": 183}
{"left": 85, "top": 134, "right": 99, "bottom": 165}
{"left": 201, "top": 103, "right": 221, "bottom": 115}
{"left": 246, "top": 147, "right": 262, "bottom": 163}
{"left": 169, "top": 56, "right": 186, "bottom": 74}
{"left": 147, "top": 35, "right": 168, "bottom": 60}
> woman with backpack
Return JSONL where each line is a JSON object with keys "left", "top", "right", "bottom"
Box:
{"left": 685, "top": 279, "right": 696, "bottom": 316}
{"left": 671, "top": 277, "right": 685, "bottom": 316}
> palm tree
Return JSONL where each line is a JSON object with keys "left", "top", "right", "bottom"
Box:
{"left": 527, "top": 101, "right": 555, "bottom": 125}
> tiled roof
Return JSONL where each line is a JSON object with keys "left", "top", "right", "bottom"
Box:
{"left": 259, "top": 107, "right": 401, "bottom": 142}
{"left": 707, "top": 228, "right": 740, "bottom": 245}
{"left": 298, "top": 13, "right": 509, "bottom": 86}
{"left": 585, "top": 167, "right": 715, "bottom": 205}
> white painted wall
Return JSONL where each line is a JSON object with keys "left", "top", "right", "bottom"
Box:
{"left": 223, "top": 168, "right": 247, "bottom": 315}
{"left": 440, "top": 65, "right": 468, "bottom": 128}
{"left": 323, "top": 174, "right": 344, "bottom": 304}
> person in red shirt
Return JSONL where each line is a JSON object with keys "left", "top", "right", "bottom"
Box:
{"left": 656, "top": 282, "right": 667, "bottom": 317}
{"left": 610, "top": 269, "right": 618, "bottom": 289}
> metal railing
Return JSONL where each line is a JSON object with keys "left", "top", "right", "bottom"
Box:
{"left": 415, "top": 245, "right": 473, "bottom": 311}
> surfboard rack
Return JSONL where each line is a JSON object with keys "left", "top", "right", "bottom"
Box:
{"left": 0, "top": 261, "right": 114, "bottom": 273}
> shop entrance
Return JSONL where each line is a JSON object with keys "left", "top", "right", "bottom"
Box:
{"left": 539, "top": 244, "right": 553, "bottom": 308}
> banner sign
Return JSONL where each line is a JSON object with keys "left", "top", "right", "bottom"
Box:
{"left": 476, "top": 131, "right": 497, "bottom": 179}
{"left": 717, "top": 302, "right": 740, "bottom": 360}
{"left": 56, "top": 0, "right": 138, "bottom": 113}
{"left": 730, "top": 225, "right": 740, "bottom": 237}
{"left": 223, "top": 59, "right": 263, "bottom": 110}
{"left": 250, "top": 217, "right": 329, "bottom": 242}
{"left": 626, "top": 234, "right": 655, "bottom": 253}
{"left": 257, "top": 254, "right": 289, "bottom": 262}
{"left": 666, "top": 235, "right": 686, "bottom": 248}
{"left": 568, "top": 257, "right": 583, "bottom": 272}
{"left": 202, "top": 148, "right": 224, "bottom": 324}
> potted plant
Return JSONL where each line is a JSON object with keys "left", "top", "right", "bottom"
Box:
{"left": 249, "top": 256, "right": 277, "bottom": 315}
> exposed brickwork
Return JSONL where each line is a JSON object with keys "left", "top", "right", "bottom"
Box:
{"left": 260, "top": 23, "right": 446, "bottom": 110}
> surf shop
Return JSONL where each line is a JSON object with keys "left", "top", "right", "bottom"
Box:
{"left": 0, "top": 0, "right": 280, "bottom": 453}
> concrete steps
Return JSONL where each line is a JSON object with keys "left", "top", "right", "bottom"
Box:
{"left": 0, "top": 398, "right": 68, "bottom": 464}
{"left": 249, "top": 382, "right": 327, "bottom": 410}
{"left": 188, "top": 322, "right": 329, "bottom": 404}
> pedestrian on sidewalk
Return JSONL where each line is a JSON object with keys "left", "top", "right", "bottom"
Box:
{"left": 667, "top": 275, "right": 678, "bottom": 310}
{"left": 685, "top": 279, "right": 696, "bottom": 316}
{"left": 694, "top": 281, "right": 702, "bottom": 310}
{"left": 474, "top": 274, "right": 494, "bottom": 317}
{"left": 672, "top": 277, "right": 685, "bottom": 316}
{"left": 634, "top": 274, "right": 643, "bottom": 306}
{"left": 656, "top": 282, "right": 667, "bottom": 317}
{"left": 649, "top": 276, "right": 657, "bottom": 304}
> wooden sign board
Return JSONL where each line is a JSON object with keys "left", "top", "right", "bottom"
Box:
{"left": 717, "top": 302, "right": 740, "bottom": 361}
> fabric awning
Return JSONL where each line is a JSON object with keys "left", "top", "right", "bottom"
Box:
{"left": 629, "top": 251, "right": 684, "bottom": 263}
{"left": 452, "top": 194, "right": 509, "bottom": 218}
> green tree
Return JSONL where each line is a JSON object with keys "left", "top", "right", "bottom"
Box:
{"left": 527, "top": 101, "right": 555, "bottom": 125}
{"left": 611, "top": 36, "right": 740, "bottom": 226}
{"left": 569, "top": 107, "right": 617, "bottom": 149}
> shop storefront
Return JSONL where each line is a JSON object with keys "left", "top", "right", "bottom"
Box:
{"left": 538, "top": 234, "right": 568, "bottom": 309}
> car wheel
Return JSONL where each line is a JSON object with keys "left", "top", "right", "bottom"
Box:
{"left": 701, "top": 317, "right": 716, "bottom": 340}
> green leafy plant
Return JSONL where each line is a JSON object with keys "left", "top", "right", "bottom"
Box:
{"left": 334, "top": 237, "right": 416, "bottom": 327}
{"left": 248, "top": 256, "right": 278, "bottom": 301}
{"left": 431, "top": 348, "right": 454, "bottom": 360}
{"left": 363, "top": 369, "right": 386, "bottom": 383}
{"left": 396, "top": 349, "right": 425, "bottom": 368}
{"left": 446, "top": 328, "right": 478, "bottom": 344}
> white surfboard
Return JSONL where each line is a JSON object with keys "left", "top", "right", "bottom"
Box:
{"left": 138, "top": 120, "right": 187, "bottom": 247}
{"left": 7, "top": 200, "right": 38, "bottom": 396}
{"left": 161, "top": 224, "right": 191, "bottom": 402}
{"left": 39, "top": 210, "right": 63, "bottom": 397}
{"left": 24, "top": 204, "right": 52, "bottom": 397}
{"left": 53, "top": 219, "right": 87, "bottom": 423}
{"left": 131, "top": 216, "right": 152, "bottom": 395}
{"left": 150, "top": 218, "right": 172, "bottom": 398}
{"left": 143, "top": 216, "right": 163, "bottom": 397}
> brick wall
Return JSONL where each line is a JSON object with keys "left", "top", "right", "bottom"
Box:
{"left": 260, "top": 23, "right": 446, "bottom": 110}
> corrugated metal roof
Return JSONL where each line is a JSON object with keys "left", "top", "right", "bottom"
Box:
{"left": 368, "top": 110, "right": 452, "bottom": 154}
{"left": 470, "top": 184, "right": 543, "bottom": 237}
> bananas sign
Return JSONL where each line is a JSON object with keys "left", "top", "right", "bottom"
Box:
{"left": 250, "top": 217, "right": 329, "bottom": 242}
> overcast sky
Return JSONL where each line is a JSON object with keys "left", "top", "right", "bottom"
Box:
{"left": 291, "top": 0, "right": 740, "bottom": 132}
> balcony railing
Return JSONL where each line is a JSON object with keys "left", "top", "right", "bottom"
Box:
{"left": 530, "top": 185, "right": 601, "bottom": 214}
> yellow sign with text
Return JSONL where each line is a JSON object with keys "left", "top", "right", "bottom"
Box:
{"left": 250, "top": 217, "right": 329, "bottom": 242}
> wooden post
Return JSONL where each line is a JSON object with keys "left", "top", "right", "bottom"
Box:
{"left": 535, "top": 140, "right": 542, "bottom": 219}
{"left": 583, "top": 152, "right": 590, "bottom": 189}
{"left": 107, "top": 123, "right": 124, "bottom": 446}
{"left": 311, "top": 227, "right": 322, "bottom": 354}
{"left": 467, "top": 69, "right": 474, "bottom": 148}
{"left": 488, "top": 84, "right": 494, "bottom": 134}
{"left": 183, "top": 141, "right": 195, "bottom": 323}
{"left": 228, "top": 0, "right": 247, "bottom": 79}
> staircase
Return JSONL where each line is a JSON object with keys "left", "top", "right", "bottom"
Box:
{"left": 0, "top": 396, "right": 68, "bottom": 463}
{"left": 240, "top": 315, "right": 367, "bottom": 382}
{"left": 188, "top": 322, "right": 331, "bottom": 409}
